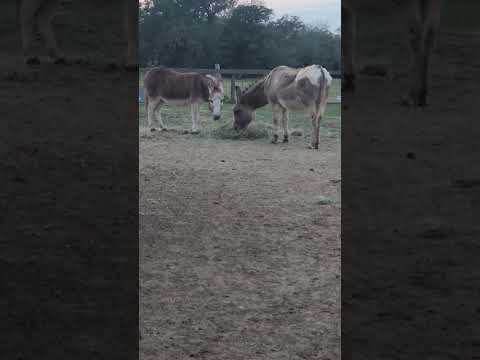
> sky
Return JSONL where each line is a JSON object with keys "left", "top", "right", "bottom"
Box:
{"left": 140, "top": 0, "right": 341, "bottom": 32}
{"left": 256, "top": 0, "right": 340, "bottom": 31}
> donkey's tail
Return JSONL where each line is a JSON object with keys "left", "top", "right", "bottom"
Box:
{"left": 321, "top": 66, "right": 333, "bottom": 88}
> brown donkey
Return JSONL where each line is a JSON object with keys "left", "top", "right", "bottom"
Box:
{"left": 233, "top": 65, "right": 332, "bottom": 149}
{"left": 342, "top": 0, "right": 443, "bottom": 106}
{"left": 144, "top": 67, "right": 224, "bottom": 133}
{"left": 19, "top": 0, "right": 137, "bottom": 67}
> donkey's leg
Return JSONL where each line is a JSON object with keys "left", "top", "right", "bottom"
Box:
{"left": 280, "top": 109, "right": 289, "bottom": 143}
{"left": 404, "top": 0, "right": 442, "bottom": 106}
{"left": 405, "top": 8, "right": 424, "bottom": 106}
{"left": 153, "top": 101, "right": 167, "bottom": 131}
{"left": 310, "top": 92, "right": 329, "bottom": 149}
{"left": 418, "top": 0, "right": 442, "bottom": 106}
{"left": 191, "top": 103, "right": 200, "bottom": 134}
{"left": 37, "top": 0, "right": 64, "bottom": 63}
{"left": 271, "top": 105, "right": 282, "bottom": 144}
{"left": 20, "top": 0, "right": 44, "bottom": 64}
{"left": 146, "top": 98, "right": 155, "bottom": 130}
{"left": 309, "top": 111, "right": 320, "bottom": 150}
{"left": 342, "top": 4, "right": 356, "bottom": 92}
{"left": 147, "top": 97, "right": 160, "bottom": 130}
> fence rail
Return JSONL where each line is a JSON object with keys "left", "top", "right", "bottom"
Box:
{"left": 140, "top": 67, "right": 341, "bottom": 78}
{"left": 139, "top": 65, "right": 341, "bottom": 104}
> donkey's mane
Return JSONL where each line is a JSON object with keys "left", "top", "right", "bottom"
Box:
{"left": 238, "top": 74, "right": 269, "bottom": 109}
{"left": 243, "top": 73, "right": 268, "bottom": 93}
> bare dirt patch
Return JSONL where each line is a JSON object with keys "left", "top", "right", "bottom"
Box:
{"left": 140, "top": 132, "right": 341, "bottom": 359}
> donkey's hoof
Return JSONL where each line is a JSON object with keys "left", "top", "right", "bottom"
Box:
{"left": 417, "top": 94, "right": 428, "bottom": 107}
{"left": 401, "top": 93, "right": 428, "bottom": 107}
{"left": 400, "top": 93, "right": 416, "bottom": 107}
{"left": 308, "top": 144, "right": 319, "bottom": 150}
{"left": 150, "top": 128, "right": 156, "bottom": 132}
{"left": 74, "top": 57, "right": 91, "bottom": 65}
{"left": 191, "top": 130, "right": 200, "bottom": 134}
{"left": 25, "top": 56, "right": 41, "bottom": 66}
{"left": 271, "top": 134, "right": 279, "bottom": 144}
{"left": 282, "top": 136, "right": 289, "bottom": 143}
{"left": 53, "top": 57, "right": 68, "bottom": 65}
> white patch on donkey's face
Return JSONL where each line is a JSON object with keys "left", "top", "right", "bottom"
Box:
{"left": 210, "top": 91, "right": 223, "bottom": 119}
{"left": 206, "top": 75, "right": 224, "bottom": 120}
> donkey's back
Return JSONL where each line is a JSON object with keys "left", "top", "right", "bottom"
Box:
{"left": 265, "top": 65, "right": 331, "bottom": 110}
{"left": 143, "top": 68, "right": 210, "bottom": 103}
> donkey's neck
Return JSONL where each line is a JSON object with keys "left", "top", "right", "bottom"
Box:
{"left": 239, "top": 78, "right": 269, "bottom": 110}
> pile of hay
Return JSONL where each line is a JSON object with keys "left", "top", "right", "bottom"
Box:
{"left": 210, "top": 122, "right": 271, "bottom": 140}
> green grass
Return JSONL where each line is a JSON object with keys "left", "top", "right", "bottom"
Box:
{"left": 139, "top": 79, "right": 341, "bottom": 143}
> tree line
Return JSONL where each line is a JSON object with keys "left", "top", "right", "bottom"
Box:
{"left": 140, "top": 0, "right": 340, "bottom": 71}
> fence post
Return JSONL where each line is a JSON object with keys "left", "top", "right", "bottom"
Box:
{"left": 214, "top": 63, "right": 221, "bottom": 79}
{"left": 231, "top": 75, "right": 237, "bottom": 104}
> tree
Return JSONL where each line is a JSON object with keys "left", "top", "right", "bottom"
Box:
{"left": 191, "top": 0, "right": 238, "bottom": 21}
{"left": 263, "top": 16, "right": 306, "bottom": 67}
{"left": 219, "top": 5, "right": 273, "bottom": 68}
{"left": 139, "top": 0, "right": 341, "bottom": 71}
{"left": 139, "top": 0, "right": 238, "bottom": 66}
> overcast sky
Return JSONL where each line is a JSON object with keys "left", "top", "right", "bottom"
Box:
{"left": 141, "top": 0, "right": 341, "bottom": 32}
{"left": 262, "top": 0, "right": 340, "bottom": 31}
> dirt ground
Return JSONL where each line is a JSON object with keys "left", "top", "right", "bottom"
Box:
{"left": 343, "top": 28, "right": 480, "bottom": 358}
{"left": 1, "top": 2, "right": 138, "bottom": 358}
{"left": 139, "top": 129, "right": 341, "bottom": 359}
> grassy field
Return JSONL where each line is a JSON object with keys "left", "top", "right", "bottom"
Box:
{"left": 139, "top": 78, "right": 341, "bottom": 143}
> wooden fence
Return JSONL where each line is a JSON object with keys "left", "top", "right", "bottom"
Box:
{"left": 139, "top": 65, "right": 341, "bottom": 104}
{"left": 143, "top": 66, "right": 341, "bottom": 78}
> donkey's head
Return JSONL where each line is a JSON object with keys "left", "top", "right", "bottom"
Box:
{"left": 233, "top": 86, "right": 255, "bottom": 130}
{"left": 205, "top": 75, "right": 224, "bottom": 121}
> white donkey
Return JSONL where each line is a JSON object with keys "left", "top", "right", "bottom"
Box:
{"left": 342, "top": 0, "right": 443, "bottom": 106}
{"left": 143, "top": 67, "right": 224, "bottom": 133}
{"left": 19, "top": 0, "right": 137, "bottom": 67}
{"left": 233, "top": 65, "right": 332, "bottom": 149}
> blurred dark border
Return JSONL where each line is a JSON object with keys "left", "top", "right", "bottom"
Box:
{"left": 342, "top": 1, "right": 479, "bottom": 358}
{"left": 1, "top": 1, "right": 139, "bottom": 359}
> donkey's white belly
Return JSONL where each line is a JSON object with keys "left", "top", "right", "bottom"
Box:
{"left": 278, "top": 97, "right": 307, "bottom": 111}
{"left": 161, "top": 97, "right": 196, "bottom": 107}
